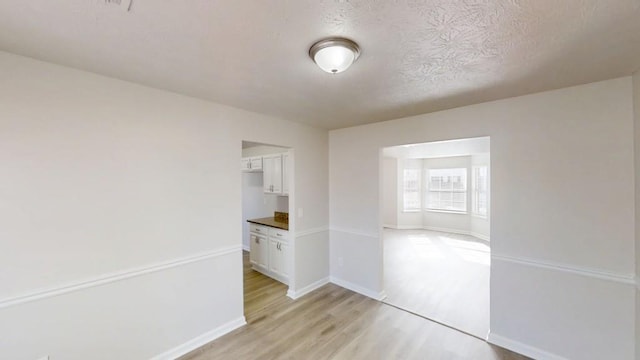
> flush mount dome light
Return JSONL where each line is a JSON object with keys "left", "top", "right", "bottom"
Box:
{"left": 309, "top": 37, "right": 360, "bottom": 74}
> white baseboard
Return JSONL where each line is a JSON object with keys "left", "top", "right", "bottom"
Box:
{"left": 286, "top": 277, "right": 330, "bottom": 300}
{"left": 392, "top": 225, "right": 423, "bottom": 230}
{"left": 330, "top": 276, "right": 386, "bottom": 301}
{"left": 487, "top": 333, "right": 567, "bottom": 360}
{"left": 151, "top": 317, "right": 246, "bottom": 360}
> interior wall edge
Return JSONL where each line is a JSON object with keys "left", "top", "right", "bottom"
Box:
{"left": 0, "top": 245, "right": 242, "bottom": 310}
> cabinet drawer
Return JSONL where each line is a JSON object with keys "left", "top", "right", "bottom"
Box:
{"left": 269, "top": 228, "right": 289, "bottom": 240}
{"left": 250, "top": 224, "right": 268, "bottom": 234}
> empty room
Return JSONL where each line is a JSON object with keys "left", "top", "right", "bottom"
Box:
{"left": 382, "top": 137, "right": 491, "bottom": 339}
{"left": 1, "top": 1, "right": 639, "bottom": 360}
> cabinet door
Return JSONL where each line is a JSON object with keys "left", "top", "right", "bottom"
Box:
{"left": 269, "top": 239, "right": 288, "bottom": 280}
{"left": 271, "top": 155, "right": 282, "bottom": 193}
{"left": 262, "top": 155, "right": 282, "bottom": 194}
{"left": 249, "top": 234, "right": 259, "bottom": 265}
{"left": 282, "top": 153, "right": 289, "bottom": 195}
{"left": 250, "top": 234, "right": 268, "bottom": 270}
{"left": 263, "top": 156, "right": 274, "bottom": 193}
{"left": 241, "top": 158, "right": 251, "bottom": 171}
{"left": 269, "top": 239, "right": 280, "bottom": 275}
{"left": 250, "top": 157, "right": 263, "bottom": 171}
{"left": 257, "top": 236, "right": 268, "bottom": 269}
{"left": 278, "top": 241, "right": 289, "bottom": 278}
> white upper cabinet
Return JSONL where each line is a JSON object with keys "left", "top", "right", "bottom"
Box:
{"left": 250, "top": 157, "right": 263, "bottom": 171}
{"left": 263, "top": 154, "right": 283, "bottom": 194}
{"left": 241, "top": 158, "right": 251, "bottom": 171}
{"left": 243, "top": 151, "right": 288, "bottom": 195}
{"left": 282, "top": 153, "right": 289, "bottom": 196}
{"left": 241, "top": 156, "right": 263, "bottom": 172}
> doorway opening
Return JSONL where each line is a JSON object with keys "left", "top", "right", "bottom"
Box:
{"left": 381, "top": 136, "right": 491, "bottom": 339}
{"left": 241, "top": 140, "right": 293, "bottom": 319}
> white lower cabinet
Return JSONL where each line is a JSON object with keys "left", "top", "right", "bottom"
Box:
{"left": 269, "top": 239, "right": 289, "bottom": 280}
{"left": 248, "top": 224, "right": 289, "bottom": 284}
{"left": 249, "top": 233, "right": 268, "bottom": 271}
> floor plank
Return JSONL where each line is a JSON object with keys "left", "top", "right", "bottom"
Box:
{"left": 180, "top": 250, "right": 528, "bottom": 360}
{"left": 384, "top": 228, "right": 490, "bottom": 338}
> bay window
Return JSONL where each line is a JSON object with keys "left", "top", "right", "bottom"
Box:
{"left": 426, "top": 168, "right": 467, "bottom": 212}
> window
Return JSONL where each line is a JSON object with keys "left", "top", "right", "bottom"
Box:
{"left": 472, "top": 166, "right": 488, "bottom": 217}
{"left": 426, "top": 168, "right": 467, "bottom": 212}
{"left": 403, "top": 168, "right": 421, "bottom": 211}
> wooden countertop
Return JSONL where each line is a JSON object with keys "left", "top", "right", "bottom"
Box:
{"left": 247, "top": 217, "right": 289, "bottom": 231}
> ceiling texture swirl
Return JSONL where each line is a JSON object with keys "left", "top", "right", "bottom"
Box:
{"left": 1, "top": 0, "right": 639, "bottom": 129}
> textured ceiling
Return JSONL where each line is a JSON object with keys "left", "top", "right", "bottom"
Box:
{"left": 1, "top": 1, "right": 639, "bottom": 129}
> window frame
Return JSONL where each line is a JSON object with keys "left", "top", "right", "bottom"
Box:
{"left": 425, "top": 167, "right": 468, "bottom": 213}
{"left": 471, "top": 165, "right": 489, "bottom": 218}
{"left": 402, "top": 168, "right": 422, "bottom": 212}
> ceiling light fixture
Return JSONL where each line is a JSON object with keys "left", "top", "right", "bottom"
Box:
{"left": 309, "top": 37, "right": 360, "bottom": 74}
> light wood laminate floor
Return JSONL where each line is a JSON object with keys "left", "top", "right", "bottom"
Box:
{"left": 384, "top": 229, "right": 490, "bottom": 339}
{"left": 181, "top": 251, "right": 527, "bottom": 360}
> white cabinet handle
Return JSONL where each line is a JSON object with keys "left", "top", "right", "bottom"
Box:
{"left": 277, "top": 233, "right": 282, "bottom": 237}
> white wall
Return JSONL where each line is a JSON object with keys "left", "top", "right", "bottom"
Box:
{"left": 242, "top": 145, "right": 289, "bottom": 157}
{"left": 470, "top": 153, "right": 490, "bottom": 240}
{"left": 382, "top": 157, "right": 397, "bottom": 227}
{"left": 383, "top": 136, "right": 490, "bottom": 159}
{"left": 0, "top": 51, "right": 329, "bottom": 360}
{"left": 330, "top": 77, "right": 636, "bottom": 359}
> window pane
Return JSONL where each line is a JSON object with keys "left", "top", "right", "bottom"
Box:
{"left": 403, "top": 169, "right": 421, "bottom": 211}
{"left": 472, "top": 166, "right": 488, "bottom": 216}
{"left": 427, "top": 191, "right": 438, "bottom": 208}
{"left": 427, "top": 168, "right": 468, "bottom": 212}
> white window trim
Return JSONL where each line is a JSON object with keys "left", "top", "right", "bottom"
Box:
{"left": 425, "top": 208, "right": 468, "bottom": 215}
{"left": 471, "top": 165, "right": 489, "bottom": 218}
{"left": 402, "top": 168, "right": 422, "bottom": 212}
{"left": 425, "top": 167, "right": 468, "bottom": 213}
